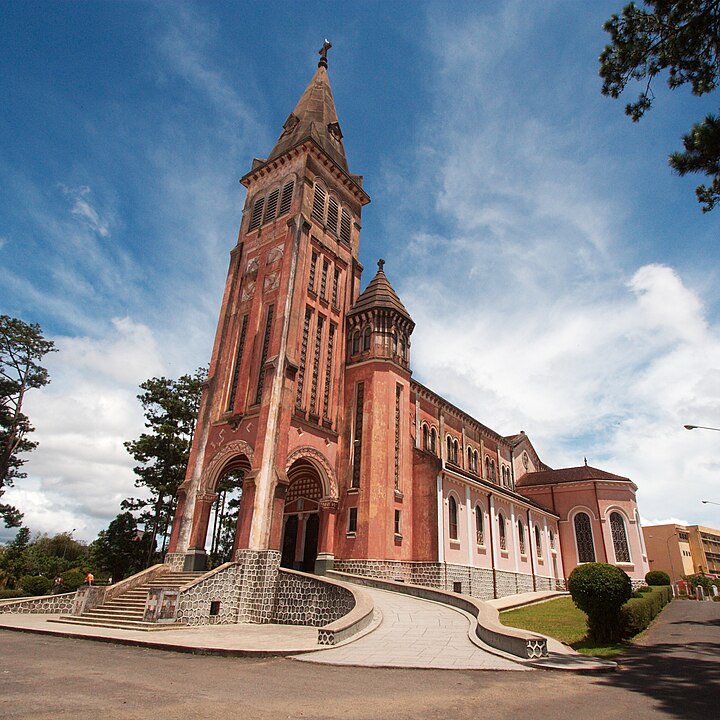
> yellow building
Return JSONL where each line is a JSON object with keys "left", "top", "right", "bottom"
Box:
{"left": 643, "top": 523, "right": 720, "bottom": 582}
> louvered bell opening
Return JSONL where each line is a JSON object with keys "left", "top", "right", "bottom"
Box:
{"left": 278, "top": 180, "right": 294, "bottom": 217}
{"left": 263, "top": 188, "right": 279, "bottom": 224}
{"left": 327, "top": 197, "right": 339, "bottom": 235}
{"left": 340, "top": 209, "right": 351, "bottom": 244}
{"left": 249, "top": 197, "right": 265, "bottom": 231}
{"left": 312, "top": 185, "right": 326, "bottom": 223}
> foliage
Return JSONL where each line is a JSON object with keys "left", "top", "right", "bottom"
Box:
{"left": 209, "top": 470, "right": 243, "bottom": 568}
{"left": 684, "top": 573, "right": 715, "bottom": 591}
{"left": 600, "top": 1, "right": 720, "bottom": 211}
{"left": 89, "top": 512, "right": 154, "bottom": 581}
{"left": 645, "top": 569, "right": 671, "bottom": 585}
{"left": 0, "top": 315, "right": 56, "bottom": 526}
{"left": 568, "top": 562, "right": 632, "bottom": 643}
{"left": 123, "top": 368, "right": 205, "bottom": 564}
{"left": 0, "top": 527, "right": 88, "bottom": 590}
{"left": 0, "top": 588, "right": 24, "bottom": 599}
{"left": 62, "top": 567, "right": 87, "bottom": 592}
{"left": 637, "top": 584, "right": 653, "bottom": 592}
{"left": 20, "top": 574, "right": 51, "bottom": 596}
{"left": 620, "top": 585, "right": 673, "bottom": 636}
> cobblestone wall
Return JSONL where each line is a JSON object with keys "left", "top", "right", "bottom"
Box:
{"left": 275, "top": 571, "right": 355, "bottom": 626}
{"left": 176, "top": 563, "right": 242, "bottom": 625}
{"left": 334, "top": 559, "right": 559, "bottom": 600}
{"left": 0, "top": 593, "right": 75, "bottom": 614}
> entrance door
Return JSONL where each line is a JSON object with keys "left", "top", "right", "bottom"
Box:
{"left": 281, "top": 514, "right": 298, "bottom": 569}
{"left": 302, "top": 513, "right": 320, "bottom": 572}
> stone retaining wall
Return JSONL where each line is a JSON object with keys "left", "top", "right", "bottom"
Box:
{"left": 275, "top": 570, "right": 355, "bottom": 627}
{"left": 333, "top": 559, "right": 564, "bottom": 599}
{"left": 0, "top": 592, "right": 75, "bottom": 614}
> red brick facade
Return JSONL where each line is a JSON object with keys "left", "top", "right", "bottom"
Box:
{"left": 167, "top": 54, "right": 649, "bottom": 594}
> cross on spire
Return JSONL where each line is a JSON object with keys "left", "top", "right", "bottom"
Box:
{"left": 318, "top": 39, "right": 332, "bottom": 68}
{"left": 377, "top": 258, "right": 385, "bottom": 272}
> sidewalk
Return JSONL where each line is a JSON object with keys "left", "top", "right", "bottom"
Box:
{"left": 601, "top": 598, "right": 720, "bottom": 717}
{"left": 0, "top": 587, "right": 614, "bottom": 672}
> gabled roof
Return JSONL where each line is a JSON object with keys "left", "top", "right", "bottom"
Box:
{"left": 516, "top": 465, "right": 630, "bottom": 488}
{"left": 266, "top": 61, "right": 349, "bottom": 173}
{"left": 348, "top": 260, "right": 414, "bottom": 327}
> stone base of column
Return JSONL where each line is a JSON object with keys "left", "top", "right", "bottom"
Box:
{"left": 164, "top": 550, "right": 208, "bottom": 572}
{"left": 234, "top": 549, "right": 281, "bottom": 624}
{"left": 314, "top": 552, "right": 335, "bottom": 576}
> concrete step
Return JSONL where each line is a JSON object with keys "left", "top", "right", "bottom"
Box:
{"left": 51, "top": 616, "right": 184, "bottom": 632}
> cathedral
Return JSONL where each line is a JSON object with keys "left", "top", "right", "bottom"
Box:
{"left": 165, "top": 47, "right": 650, "bottom": 601}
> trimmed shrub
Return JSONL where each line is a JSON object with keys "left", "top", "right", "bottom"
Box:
{"left": 0, "top": 589, "right": 25, "bottom": 600}
{"left": 645, "top": 570, "right": 671, "bottom": 586}
{"left": 20, "top": 575, "right": 52, "bottom": 597}
{"left": 62, "top": 568, "right": 86, "bottom": 593}
{"left": 637, "top": 585, "right": 653, "bottom": 593}
{"left": 621, "top": 585, "right": 672, "bottom": 637}
{"left": 568, "top": 563, "right": 632, "bottom": 643}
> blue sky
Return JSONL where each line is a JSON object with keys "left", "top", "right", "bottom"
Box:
{"left": 2, "top": 0, "right": 719, "bottom": 543}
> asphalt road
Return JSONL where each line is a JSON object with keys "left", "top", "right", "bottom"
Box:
{"left": 2, "top": 599, "right": 718, "bottom": 720}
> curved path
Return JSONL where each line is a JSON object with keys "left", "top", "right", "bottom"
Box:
{"left": 298, "top": 586, "right": 527, "bottom": 670}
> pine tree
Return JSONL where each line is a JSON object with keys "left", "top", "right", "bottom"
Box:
{"left": 600, "top": 1, "right": 720, "bottom": 211}
{"left": 123, "top": 368, "right": 206, "bottom": 564}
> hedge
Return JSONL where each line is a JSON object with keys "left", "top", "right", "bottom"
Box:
{"left": 620, "top": 585, "right": 672, "bottom": 638}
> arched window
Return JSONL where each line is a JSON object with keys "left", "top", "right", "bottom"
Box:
{"left": 467, "top": 446, "right": 473, "bottom": 470}
{"left": 453, "top": 439, "right": 459, "bottom": 465}
{"left": 362, "top": 326, "right": 371, "bottom": 351}
{"left": 448, "top": 495, "right": 458, "bottom": 540}
{"left": 392, "top": 332, "right": 398, "bottom": 354}
{"left": 475, "top": 505, "right": 484, "bottom": 545}
{"left": 535, "top": 525, "right": 542, "bottom": 558}
{"left": 485, "top": 456, "right": 491, "bottom": 480}
{"left": 498, "top": 512, "right": 507, "bottom": 550}
{"left": 422, "top": 423, "right": 429, "bottom": 451}
{"left": 574, "top": 512, "right": 596, "bottom": 563}
{"left": 447, "top": 435, "right": 453, "bottom": 462}
{"left": 549, "top": 529, "right": 555, "bottom": 550}
{"left": 351, "top": 330, "right": 360, "bottom": 355}
{"left": 518, "top": 521, "right": 526, "bottom": 554}
{"left": 491, "top": 460, "right": 496, "bottom": 482}
{"left": 430, "top": 427, "right": 437, "bottom": 454}
{"left": 610, "top": 512, "right": 631, "bottom": 563}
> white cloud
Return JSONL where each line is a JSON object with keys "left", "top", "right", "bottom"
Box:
{"left": 60, "top": 184, "right": 111, "bottom": 237}
{"left": 388, "top": 5, "right": 720, "bottom": 530}
{"left": 1, "top": 317, "right": 167, "bottom": 542}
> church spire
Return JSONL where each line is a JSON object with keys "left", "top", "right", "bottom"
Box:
{"left": 266, "top": 43, "right": 349, "bottom": 173}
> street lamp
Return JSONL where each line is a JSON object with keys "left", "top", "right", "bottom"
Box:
{"left": 684, "top": 424, "right": 720, "bottom": 431}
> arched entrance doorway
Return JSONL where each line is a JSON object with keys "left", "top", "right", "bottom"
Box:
{"left": 281, "top": 459, "right": 324, "bottom": 571}
{"left": 207, "top": 453, "right": 251, "bottom": 568}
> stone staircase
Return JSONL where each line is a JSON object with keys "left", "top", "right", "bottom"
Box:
{"left": 53, "top": 571, "right": 203, "bottom": 631}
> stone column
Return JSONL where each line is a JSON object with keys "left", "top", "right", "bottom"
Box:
{"left": 234, "top": 549, "right": 281, "bottom": 624}
{"left": 184, "top": 491, "right": 216, "bottom": 571}
{"left": 233, "top": 474, "right": 257, "bottom": 554}
{"left": 316, "top": 499, "right": 338, "bottom": 574}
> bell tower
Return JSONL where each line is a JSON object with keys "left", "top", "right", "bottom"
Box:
{"left": 167, "top": 45, "right": 370, "bottom": 577}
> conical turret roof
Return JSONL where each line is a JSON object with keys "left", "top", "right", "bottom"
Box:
{"left": 349, "top": 260, "right": 414, "bottom": 328}
{"left": 267, "top": 60, "right": 349, "bottom": 173}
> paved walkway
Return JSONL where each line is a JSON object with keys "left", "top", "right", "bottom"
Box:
{"left": 0, "top": 612, "right": 320, "bottom": 655}
{"left": 297, "top": 586, "right": 527, "bottom": 670}
{"left": 599, "top": 598, "right": 720, "bottom": 718}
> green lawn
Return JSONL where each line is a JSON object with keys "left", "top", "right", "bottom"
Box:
{"left": 499, "top": 597, "right": 628, "bottom": 658}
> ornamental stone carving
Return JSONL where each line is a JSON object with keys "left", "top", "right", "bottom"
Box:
{"left": 201, "top": 439, "right": 255, "bottom": 494}
{"left": 285, "top": 446, "right": 338, "bottom": 501}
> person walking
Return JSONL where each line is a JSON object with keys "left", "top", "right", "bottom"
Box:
{"left": 85, "top": 571, "right": 94, "bottom": 586}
